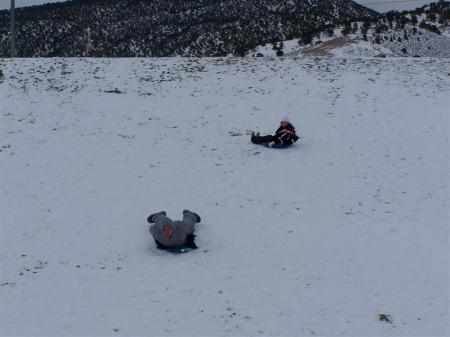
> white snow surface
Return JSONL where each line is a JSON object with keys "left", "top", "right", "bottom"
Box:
{"left": 327, "top": 40, "right": 396, "bottom": 58}
{"left": 1, "top": 57, "right": 449, "bottom": 336}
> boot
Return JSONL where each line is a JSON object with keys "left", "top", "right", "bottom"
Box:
{"left": 183, "top": 209, "right": 201, "bottom": 223}
{"left": 147, "top": 211, "right": 166, "bottom": 223}
{"left": 251, "top": 132, "right": 261, "bottom": 144}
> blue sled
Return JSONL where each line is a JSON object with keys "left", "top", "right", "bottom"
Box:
{"left": 263, "top": 143, "right": 294, "bottom": 149}
{"left": 164, "top": 246, "right": 194, "bottom": 254}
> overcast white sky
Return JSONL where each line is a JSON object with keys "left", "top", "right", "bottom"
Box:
{"left": 0, "top": 0, "right": 434, "bottom": 12}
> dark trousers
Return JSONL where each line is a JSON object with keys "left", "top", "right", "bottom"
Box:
{"left": 252, "top": 134, "right": 275, "bottom": 144}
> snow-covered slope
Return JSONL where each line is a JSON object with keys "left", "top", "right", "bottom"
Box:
{"left": 1, "top": 57, "right": 449, "bottom": 336}
{"left": 250, "top": 3, "right": 450, "bottom": 58}
{"left": 251, "top": 23, "right": 450, "bottom": 58}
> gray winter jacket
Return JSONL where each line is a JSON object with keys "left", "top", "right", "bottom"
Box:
{"left": 149, "top": 215, "right": 195, "bottom": 247}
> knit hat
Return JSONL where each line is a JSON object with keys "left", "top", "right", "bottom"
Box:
{"left": 281, "top": 116, "right": 291, "bottom": 123}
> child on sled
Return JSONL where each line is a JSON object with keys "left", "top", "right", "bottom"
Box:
{"left": 251, "top": 117, "right": 299, "bottom": 147}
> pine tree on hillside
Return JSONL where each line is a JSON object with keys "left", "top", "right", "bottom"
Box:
{"left": 443, "top": 8, "right": 450, "bottom": 20}
{"left": 341, "top": 22, "right": 352, "bottom": 36}
{"left": 427, "top": 13, "right": 437, "bottom": 21}
{"left": 362, "top": 18, "right": 371, "bottom": 32}
{"left": 301, "top": 32, "right": 312, "bottom": 45}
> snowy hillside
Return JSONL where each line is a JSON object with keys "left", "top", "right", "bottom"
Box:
{"left": 0, "top": 0, "right": 376, "bottom": 57}
{"left": 252, "top": 26, "right": 450, "bottom": 58}
{"left": 251, "top": 23, "right": 450, "bottom": 58}
{"left": 250, "top": 2, "right": 450, "bottom": 58}
{"left": 1, "top": 57, "right": 449, "bottom": 336}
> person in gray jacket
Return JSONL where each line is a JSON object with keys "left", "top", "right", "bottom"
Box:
{"left": 147, "top": 210, "right": 201, "bottom": 249}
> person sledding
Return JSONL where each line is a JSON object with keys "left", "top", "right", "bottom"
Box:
{"left": 147, "top": 209, "right": 201, "bottom": 252}
{"left": 251, "top": 117, "right": 299, "bottom": 147}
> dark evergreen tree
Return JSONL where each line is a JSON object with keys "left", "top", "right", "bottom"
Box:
{"left": 341, "top": 24, "right": 351, "bottom": 36}
{"left": 362, "top": 18, "right": 371, "bottom": 32}
{"left": 301, "top": 32, "right": 313, "bottom": 45}
{"left": 427, "top": 13, "right": 436, "bottom": 21}
{"left": 443, "top": 8, "right": 450, "bottom": 19}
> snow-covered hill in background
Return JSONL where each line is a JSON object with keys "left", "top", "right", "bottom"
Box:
{"left": 1, "top": 57, "right": 449, "bottom": 336}
{"left": 252, "top": 23, "right": 450, "bottom": 58}
{"left": 250, "top": 2, "right": 450, "bottom": 58}
{"left": 252, "top": 26, "right": 450, "bottom": 58}
{"left": 0, "top": 0, "right": 376, "bottom": 57}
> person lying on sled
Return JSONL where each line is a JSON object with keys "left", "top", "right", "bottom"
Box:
{"left": 147, "top": 210, "right": 201, "bottom": 250}
{"left": 251, "top": 117, "right": 299, "bottom": 146}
